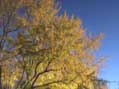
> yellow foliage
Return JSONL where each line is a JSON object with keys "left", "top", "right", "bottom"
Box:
{"left": 0, "top": 0, "right": 104, "bottom": 89}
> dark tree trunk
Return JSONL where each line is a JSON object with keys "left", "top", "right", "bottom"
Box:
{"left": 0, "top": 65, "right": 2, "bottom": 89}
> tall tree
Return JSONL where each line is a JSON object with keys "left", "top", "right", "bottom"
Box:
{"left": 0, "top": 0, "right": 23, "bottom": 88}
{"left": 0, "top": 0, "right": 104, "bottom": 89}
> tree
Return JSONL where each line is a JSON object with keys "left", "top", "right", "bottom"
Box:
{"left": 0, "top": 0, "right": 104, "bottom": 89}
{"left": 0, "top": 0, "right": 24, "bottom": 88}
{"left": 93, "top": 78, "right": 108, "bottom": 89}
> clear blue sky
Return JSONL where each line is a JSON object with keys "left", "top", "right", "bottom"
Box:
{"left": 58, "top": 0, "right": 119, "bottom": 88}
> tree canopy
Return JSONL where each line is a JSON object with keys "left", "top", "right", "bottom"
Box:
{"left": 0, "top": 0, "right": 104, "bottom": 89}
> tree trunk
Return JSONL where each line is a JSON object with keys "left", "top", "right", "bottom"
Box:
{"left": 0, "top": 65, "right": 2, "bottom": 89}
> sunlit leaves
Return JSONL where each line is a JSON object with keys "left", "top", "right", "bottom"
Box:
{"left": 0, "top": 0, "right": 104, "bottom": 89}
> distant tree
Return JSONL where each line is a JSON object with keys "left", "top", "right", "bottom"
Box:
{"left": 0, "top": 0, "right": 104, "bottom": 89}
{"left": 93, "top": 78, "right": 108, "bottom": 89}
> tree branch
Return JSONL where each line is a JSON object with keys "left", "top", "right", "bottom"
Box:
{"left": 32, "top": 80, "right": 65, "bottom": 89}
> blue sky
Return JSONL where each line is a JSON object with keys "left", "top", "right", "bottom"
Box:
{"left": 58, "top": 0, "right": 119, "bottom": 88}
